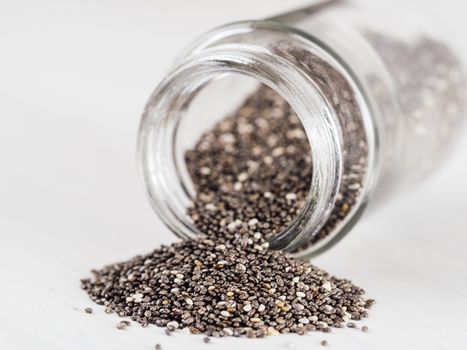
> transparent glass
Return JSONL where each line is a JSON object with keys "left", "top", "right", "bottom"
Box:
{"left": 138, "top": 0, "right": 466, "bottom": 258}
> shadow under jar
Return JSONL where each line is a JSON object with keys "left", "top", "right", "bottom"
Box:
{"left": 138, "top": 0, "right": 466, "bottom": 258}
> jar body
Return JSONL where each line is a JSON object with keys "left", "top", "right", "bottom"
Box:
{"left": 138, "top": 0, "right": 466, "bottom": 257}
{"left": 272, "top": 0, "right": 466, "bottom": 197}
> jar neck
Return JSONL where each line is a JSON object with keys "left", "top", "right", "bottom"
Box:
{"left": 138, "top": 21, "right": 374, "bottom": 256}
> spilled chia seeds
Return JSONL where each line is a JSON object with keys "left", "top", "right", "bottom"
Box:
{"left": 81, "top": 85, "right": 373, "bottom": 338}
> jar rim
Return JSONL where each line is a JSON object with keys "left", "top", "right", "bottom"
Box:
{"left": 138, "top": 21, "right": 376, "bottom": 257}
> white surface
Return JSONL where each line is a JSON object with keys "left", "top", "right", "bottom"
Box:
{"left": 1, "top": 0, "right": 467, "bottom": 349}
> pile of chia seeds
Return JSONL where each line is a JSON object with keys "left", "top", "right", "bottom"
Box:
{"left": 81, "top": 85, "right": 373, "bottom": 338}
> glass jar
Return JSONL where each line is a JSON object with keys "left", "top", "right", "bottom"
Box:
{"left": 138, "top": 0, "right": 466, "bottom": 257}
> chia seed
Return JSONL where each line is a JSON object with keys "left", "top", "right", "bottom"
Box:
{"left": 81, "top": 84, "right": 373, "bottom": 338}
{"left": 116, "top": 321, "right": 130, "bottom": 330}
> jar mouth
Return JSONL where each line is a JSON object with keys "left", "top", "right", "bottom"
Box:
{"left": 138, "top": 21, "right": 376, "bottom": 257}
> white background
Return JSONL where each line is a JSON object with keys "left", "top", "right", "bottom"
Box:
{"left": 1, "top": 0, "right": 467, "bottom": 349}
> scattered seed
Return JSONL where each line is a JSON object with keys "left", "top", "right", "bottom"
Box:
{"left": 116, "top": 321, "right": 129, "bottom": 330}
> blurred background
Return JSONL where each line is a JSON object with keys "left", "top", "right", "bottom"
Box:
{"left": 1, "top": 0, "right": 466, "bottom": 349}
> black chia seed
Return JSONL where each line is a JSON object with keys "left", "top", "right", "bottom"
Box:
{"left": 81, "top": 86, "right": 373, "bottom": 338}
{"left": 117, "top": 320, "right": 130, "bottom": 330}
